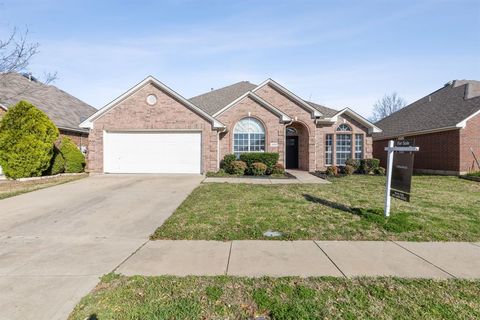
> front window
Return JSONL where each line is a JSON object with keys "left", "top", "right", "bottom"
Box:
{"left": 355, "top": 134, "right": 364, "bottom": 160}
{"left": 337, "top": 124, "right": 352, "bottom": 132}
{"left": 325, "top": 134, "right": 333, "bottom": 165}
{"left": 233, "top": 117, "right": 265, "bottom": 157}
{"left": 336, "top": 134, "right": 352, "bottom": 165}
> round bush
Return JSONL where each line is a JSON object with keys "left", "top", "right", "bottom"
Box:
{"left": 325, "top": 166, "right": 338, "bottom": 176}
{"left": 271, "top": 163, "right": 285, "bottom": 175}
{"left": 374, "top": 167, "right": 386, "bottom": 175}
{"left": 345, "top": 158, "right": 358, "bottom": 169}
{"left": 221, "top": 154, "right": 236, "bottom": 170}
{"left": 251, "top": 162, "right": 267, "bottom": 176}
{"left": 60, "top": 137, "right": 85, "bottom": 173}
{"left": 230, "top": 160, "right": 247, "bottom": 175}
{"left": 344, "top": 165, "right": 355, "bottom": 175}
{"left": 0, "top": 100, "right": 58, "bottom": 179}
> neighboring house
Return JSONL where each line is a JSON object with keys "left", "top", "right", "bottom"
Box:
{"left": 0, "top": 73, "right": 96, "bottom": 150}
{"left": 80, "top": 76, "right": 380, "bottom": 174}
{"left": 373, "top": 80, "right": 480, "bottom": 175}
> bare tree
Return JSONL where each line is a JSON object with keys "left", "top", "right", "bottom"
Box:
{"left": 0, "top": 27, "right": 56, "bottom": 87}
{"left": 370, "top": 92, "right": 407, "bottom": 122}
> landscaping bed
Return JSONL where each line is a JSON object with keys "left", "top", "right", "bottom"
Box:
{"left": 0, "top": 173, "right": 87, "bottom": 200}
{"left": 152, "top": 175, "right": 480, "bottom": 241}
{"left": 69, "top": 274, "right": 480, "bottom": 320}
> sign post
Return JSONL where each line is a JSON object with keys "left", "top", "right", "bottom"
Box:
{"left": 384, "top": 140, "right": 419, "bottom": 217}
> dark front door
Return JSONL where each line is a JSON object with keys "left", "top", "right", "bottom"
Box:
{"left": 286, "top": 136, "right": 299, "bottom": 169}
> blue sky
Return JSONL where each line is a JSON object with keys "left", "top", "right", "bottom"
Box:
{"left": 1, "top": 0, "right": 479, "bottom": 117}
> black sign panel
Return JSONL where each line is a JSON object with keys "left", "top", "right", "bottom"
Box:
{"left": 391, "top": 139, "right": 415, "bottom": 202}
{"left": 391, "top": 152, "right": 414, "bottom": 194}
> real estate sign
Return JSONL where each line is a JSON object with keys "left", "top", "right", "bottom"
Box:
{"left": 390, "top": 140, "right": 415, "bottom": 202}
{"left": 384, "top": 139, "right": 419, "bottom": 217}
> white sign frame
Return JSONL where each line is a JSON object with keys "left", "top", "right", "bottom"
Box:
{"left": 384, "top": 140, "right": 419, "bottom": 217}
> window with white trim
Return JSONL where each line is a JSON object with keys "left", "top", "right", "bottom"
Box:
{"left": 336, "top": 134, "right": 352, "bottom": 165}
{"left": 325, "top": 134, "right": 333, "bottom": 165}
{"left": 355, "top": 134, "right": 364, "bottom": 160}
{"left": 233, "top": 117, "right": 265, "bottom": 157}
{"left": 337, "top": 123, "right": 352, "bottom": 132}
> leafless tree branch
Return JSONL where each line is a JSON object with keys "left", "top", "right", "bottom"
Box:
{"left": 370, "top": 92, "right": 407, "bottom": 122}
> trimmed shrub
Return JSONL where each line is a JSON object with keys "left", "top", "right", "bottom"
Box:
{"left": 374, "top": 167, "right": 386, "bottom": 175}
{"left": 345, "top": 158, "right": 359, "bottom": 170}
{"left": 359, "top": 158, "right": 380, "bottom": 174}
{"left": 251, "top": 162, "right": 267, "bottom": 176}
{"left": 239, "top": 152, "right": 279, "bottom": 174}
{"left": 44, "top": 146, "right": 66, "bottom": 175}
{"left": 221, "top": 154, "right": 236, "bottom": 170}
{"left": 344, "top": 165, "right": 355, "bottom": 175}
{"left": 271, "top": 163, "right": 285, "bottom": 175}
{"left": 326, "top": 166, "right": 338, "bottom": 176}
{"left": 230, "top": 160, "right": 247, "bottom": 175}
{"left": 0, "top": 100, "right": 58, "bottom": 179}
{"left": 60, "top": 137, "right": 86, "bottom": 173}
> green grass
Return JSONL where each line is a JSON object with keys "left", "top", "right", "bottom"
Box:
{"left": 466, "top": 171, "right": 480, "bottom": 177}
{"left": 152, "top": 175, "right": 480, "bottom": 241}
{"left": 0, "top": 174, "right": 87, "bottom": 200}
{"left": 69, "top": 274, "right": 480, "bottom": 320}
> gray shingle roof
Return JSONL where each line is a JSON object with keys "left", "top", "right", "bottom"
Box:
{"left": 189, "top": 81, "right": 257, "bottom": 115}
{"left": 189, "top": 81, "right": 339, "bottom": 117}
{"left": 373, "top": 80, "right": 480, "bottom": 140}
{"left": 0, "top": 73, "right": 96, "bottom": 132}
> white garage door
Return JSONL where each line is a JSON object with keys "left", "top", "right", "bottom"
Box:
{"left": 104, "top": 131, "right": 201, "bottom": 174}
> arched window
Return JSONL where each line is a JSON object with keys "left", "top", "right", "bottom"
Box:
{"left": 233, "top": 117, "right": 265, "bottom": 156}
{"left": 337, "top": 124, "right": 352, "bottom": 131}
{"left": 286, "top": 127, "right": 298, "bottom": 136}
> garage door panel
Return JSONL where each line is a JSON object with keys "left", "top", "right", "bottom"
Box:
{"left": 104, "top": 132, "right": 201, "bottom": 174}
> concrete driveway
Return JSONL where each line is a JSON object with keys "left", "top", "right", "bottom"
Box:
{"left": 0, "top": 174, "right": 202, "bottom": 320}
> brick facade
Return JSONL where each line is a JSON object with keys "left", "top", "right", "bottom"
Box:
{"left": 373, "top": 113, "right": 480, "bottom": 175}
{"left": 373, "top": 130, "right": 461, "bottom": 175}
{"left": 460, "top": 113, "right": 480, "bottom": 173}
{"left": 86, "top": 80, "right": 374, "bottom": 173}
{"left": 87, "top": 83, "right": 218, "bottom": 173}
{"left": 218, "top": 84, "right": 373, "bottom": 171}
{"left": 216, "top": 95, "right": 286, "bottom": 165}
{"left": 59, "top": 129, "right": 88, "bottom": 149}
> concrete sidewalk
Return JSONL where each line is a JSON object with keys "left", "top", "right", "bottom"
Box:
{"left": 117, "top": 240, "right": 480, "bottom": 279}
{"left": 203, "top": 170, "right": 329, "bottom": 184}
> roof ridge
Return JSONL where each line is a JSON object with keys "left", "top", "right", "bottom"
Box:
{"left": 189, "top": 81, "right": 255, "bottom": 100}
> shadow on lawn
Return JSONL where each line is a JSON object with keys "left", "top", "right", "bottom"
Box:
{"left": 303, "top": 194, "right": 422, "bottom": 233}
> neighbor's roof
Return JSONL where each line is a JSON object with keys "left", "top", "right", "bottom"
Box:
{"left": 373, "top": 80, "right": 480, "bottom": 140}
{"left": 189, "top": 81, "right": 339, "bottom": 117}
{"left": 0, "top": 73, "right": 96, "bottom": 133}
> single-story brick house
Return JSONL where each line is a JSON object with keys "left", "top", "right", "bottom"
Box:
{"left": 80, "top": 76, "right": 380, "bottom": 174}
{"left": 373, "top": 80, "right": 480, "bottom": 175}
{"left": 0, "top": 72, "right": 96, "bottom": 149}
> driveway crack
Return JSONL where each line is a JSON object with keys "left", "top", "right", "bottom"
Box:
{"left": 112, "top": 239, "right": 150, "bottom": 273}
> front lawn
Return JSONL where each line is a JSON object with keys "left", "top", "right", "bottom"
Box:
{"left": 0, "top": 174, "right": 87, "bottom": 200}
{"left": 152, "top": 175, "right": 480, "bottom": 241}
{"left": 69, "top": 274, "right": 480, "bottom": 320}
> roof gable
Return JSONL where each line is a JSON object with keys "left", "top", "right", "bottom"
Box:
{"left": 214, "top": 91, "right": 292, "bottom": 122}
{"left": 80, "top": 76, "right": 225, "bottom": 130}
{"left": 317, "top": 107, "right": 382, "bottom": 133}
{"left": 252, "top": 79, "right": 322, "bottom": 118}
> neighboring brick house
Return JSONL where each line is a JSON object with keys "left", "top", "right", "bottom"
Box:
{"left": 373, "top": 80, "right": 480, "bottom": 175}
{"left": 0, "top": 73, "right": 96, "bottom": 149}
{"left": 80, "top": 76, "right": 380, "bottom": 174}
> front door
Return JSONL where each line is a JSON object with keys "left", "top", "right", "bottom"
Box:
{"left": 286, "top": 136, "right": 299, "bottom": 169}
